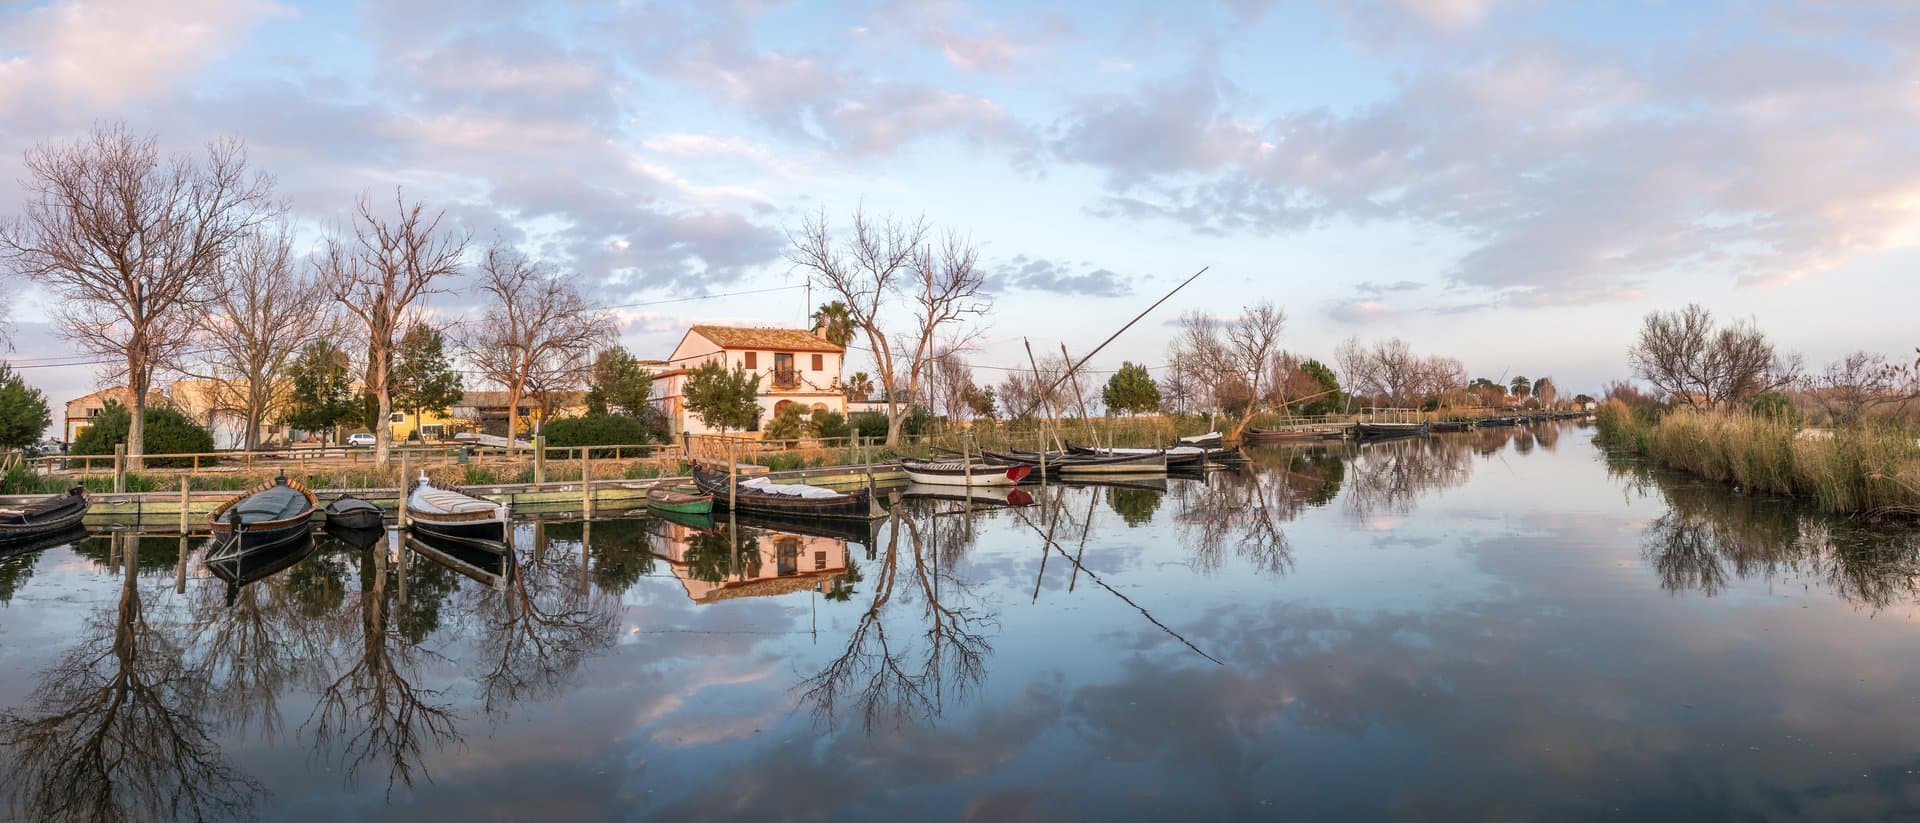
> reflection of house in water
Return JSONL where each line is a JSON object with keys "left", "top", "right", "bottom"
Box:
{"left": 648, "top": 521, "right": 852, "bottom": 604}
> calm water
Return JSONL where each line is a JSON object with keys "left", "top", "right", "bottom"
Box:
{"left": 5, "top": 421, "right": 1920, "bottom": 821}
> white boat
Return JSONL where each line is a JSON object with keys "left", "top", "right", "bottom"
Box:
{"left": 1179, "top": 432, "right": 1224, "bottom": 448}
{"left": 898, "top": 458, "right": 1032, "bottom": 487}
{"left": 406, "top": 473, "right": 510, "bottom": 549}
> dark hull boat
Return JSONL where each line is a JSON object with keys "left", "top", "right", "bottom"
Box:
{"left": 323, "top": 520, "right": 389, "bottom": 552}
{"left": 1476, "top": 416, "right": 1520, "bottom": 428}
{"left": 1057, "top": 450, "right": 1168, "bottom": 476}
{"left": 323, "top": 494, "right": 385, "bottom": 530}
{"left": 1066, "top": 444, "right": 1206, "bottom": 468}
{"left": 693, "top": 467, "right": 874, "bottom": 519}
{"left": 1242, "top": 427, "right": 1347, "bottom": 445}
{"left": 1430, "top": 420, "right": 1472, "bottom": 433}
{"left": 1354, "top": 422, "right": 1430, "bottom": 440}
{"left": 898, "top": 458, "right": 1032, "bottom": 487}
{"left": 0, "top": 487, "right": 89, "bottom": 545}
{"left": 209, "top": 476, "right": 316, "bottom": 561}
{"left": 407, "top": 474, "right": 510, "bottom": 549}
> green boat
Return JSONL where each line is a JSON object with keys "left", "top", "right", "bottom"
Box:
{"left": 647, "top": 483, "right": 714, "bottom": 515}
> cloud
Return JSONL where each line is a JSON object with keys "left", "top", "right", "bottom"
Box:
{"left": 1324, "top": 298, "right": 1399, "bottom": 324}
{"left": 1051, "top": 19, "right": 1920, "bottom": 305}
{"left": 0, "top": 0, "right": 292, "bottom": 115}
{"left": 988, "top": 256, "right": 1132, "bottom": 297}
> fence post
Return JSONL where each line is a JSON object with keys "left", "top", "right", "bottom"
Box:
{"left": 113, "top": 443, "right": 126, "bottom": 494}
{"left": 582, "top": 450, "right": 593, "bottom": 518}
{"left": 534, "top": 436, "right": 546, "bottom": 485}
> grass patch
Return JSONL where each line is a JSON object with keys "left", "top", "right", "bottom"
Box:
{"left": 1595, "top": 399, "right": 1920, "bottom": 517}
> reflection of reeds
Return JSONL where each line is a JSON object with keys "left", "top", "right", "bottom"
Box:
{"left": 1597, "top": 400, "right": 1920, "bottom": 516}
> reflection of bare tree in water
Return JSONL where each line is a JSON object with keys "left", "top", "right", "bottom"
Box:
{"left": 1343, "top": 437, "right": 1472, "bottom": 519}
{"left": 796, "top": 508, "right": 995, "bottom": 732}
{"left": 306, "top": 547, "right": 458, "bottom": 795}
{"left": 1178, "top": 448, "right": 1345, "bottom": 574}
{"left": 0, "top": 534, "right": 264, "bottom": 821}
{"left": 472, "top": 527, "right": 620, "bottom": 716}
{"left": 190, "top": 549, "right": 339, "bottom": 743}
{"left": 1626, "top": 458, "right": 1920, "bottom": 609}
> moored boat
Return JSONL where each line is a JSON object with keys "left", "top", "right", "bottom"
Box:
{"left": 1430, "top": 420, "right": 1472, "bottom": 433}
{"left": 898, "top": 458, "right": 1032, "bottom": 487}
{"left": 1243, "top": 426, "right": 1347, "bottom": 445}
{"left": 647, "top": 483, "right": 715, "bottom": 514}
{"left": 1057, "top": 450, "right": 1168, "bottom": 476}
{"left": 407, "top": 473, "right": 510, "bottom": 549}
{"left": 1354, "top": 422, "right": 1430, "bottom": 439}
{"left": 0, "top": 487, "right": 89, "bottom": 545}
{"left": 692, "top": 467, "right": 875, "bottom": 519}
{"left": 1067, "top": 444, "right": 1206, "bottom": 468}
{"left": 208, "top": 475, "right": 316, "bottom": 560}
{"left": 323, "top": 494, "right": 385, "bottom": 530}
{"left": 1179, "top": 432, "right": 1224, "bottom": 448}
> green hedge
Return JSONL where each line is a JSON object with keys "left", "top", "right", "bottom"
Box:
{"left": 543, "top": 413, "right": 659, "bottom": 458}
{"left": 70, "top": 400, "right": 215, "bottom": 468}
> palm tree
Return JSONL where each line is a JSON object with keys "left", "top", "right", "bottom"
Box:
{"left": 845, "top": 371, "right": 875, "bottom": 402}
{"left": 1509, "top": 375, "right": 1531, "bottom": 398}
{"left": 811, "top": 301, "right": 856, "bottom": 348}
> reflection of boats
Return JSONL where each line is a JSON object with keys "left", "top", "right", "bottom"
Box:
{"left": 322, "top": 520, "right": 388, "bottom": 552}
{"left": 646, "top": 483, "right": 713, "bottom": 514}
{"left": 0, "top": 487, "right": 89, "bottom": 545}
{"left": 899, "top": 458, "right": 1031, "bottom": 487}
{"left": 900, "top": 483, "right": 1035, "bottom": 507}
{"left": 405, "top": 532, "right": 512, "bottom": 589}
{"left": 407, "top": 473, "right": 509, "bottom": 547}
{"left": 1354, "top": 422, "right": 1430, "bottom": 439}
{"left": 1052, "top": 475, "right": 1170, "bottom": 493}
{"left": 692, "top": 467, "right": 873, "bottom": 519}
{"left": 323, "top": 494, "right": 384, "bottom": 530}
{"left": 208, "top": 475, "right": 316, "bottom": 561}
{"left": 1067, "top": 444, "right": 1205, "bottom": 468}
{"left": 205, "top": 533, "right": 316, "bottom": 595}
{"left": 0, "top": 523, "right": 88, "bottom": 557}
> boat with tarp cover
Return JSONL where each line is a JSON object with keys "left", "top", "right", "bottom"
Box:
{"left": 208, "top": 475, "right": 316, "bottom": 560}
{"left": 692, "top": 467, "right": 874, "bottom": 519}
{"left": 898, "top": 458, "right": 1032, "bottom": 487}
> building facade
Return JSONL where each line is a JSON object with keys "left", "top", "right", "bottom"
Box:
{"left": 651, "top": 325, "right": 846, "bottom": 437}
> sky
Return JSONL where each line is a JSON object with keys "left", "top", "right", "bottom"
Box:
{"left": 2, "top": 0, "right": 1918, "bottom": 416}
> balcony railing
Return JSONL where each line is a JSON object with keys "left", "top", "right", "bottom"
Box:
{"left": 771, "top": 368, "right": 802, "bottom": 390}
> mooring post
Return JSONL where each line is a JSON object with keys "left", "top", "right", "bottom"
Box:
{"left": 175, "top": 535, "right": 188, "bottom": 594}
{"left": 727, "top": 437, "right": 738, "bottom": 512}
{"left": 534, "top": 435, "right": 546, "bottom": 485}
{"left": 398, "top": 454, "right": 411, "bottom": 532}
{"left": 582, "top": 449, "right": 594, "bottom": 518}
{"left": 113, "top": 443, "right": 126, "bottom": 494}
{"left": 179, "top": 475, "right": 190, "bottom": 535}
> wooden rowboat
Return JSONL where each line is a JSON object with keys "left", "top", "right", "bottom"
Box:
{"left": 1057, "top": 450, "right": 1167, "bottom": 476}
{"left": 407, "top": 474, "right": 510, "bottom": 549}
{"left": 323, "top": 494, "right": 385, "bottom": 530}
{"left": 898, "top": 458, "right": 1032, "bottom": 487}
{"left": 692, "top": 467, "right": 874, "bottom": 519}
{"left": 208, "top": 475, "right": 316, "bottom": 561}
{"left": 0, "top": 487, "right": 89, "bottom": 545}
{"left": 1242, "top": 427, "right": 1347, "bottom": 445}
{"left": 1354, "top": 422, "right": 1430, "bottom": 439}
{"left": 647, "top": 483, "right": 714, "bottom": 514}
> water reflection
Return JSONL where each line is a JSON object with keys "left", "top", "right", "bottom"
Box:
{"left": 1616, "top": 459, "right": 1920, "bottom": 609}
{"left": 1174, "top": 447, "right": 1343, "bottom": 575}
{"left": 797, "top": 504, "right": 995, "bottom": 732}
{"left": 0, "top": 532, "right": 264, "bottom": 821}
{"left": 469, "top": 523, "right": 621, "bottom": 716}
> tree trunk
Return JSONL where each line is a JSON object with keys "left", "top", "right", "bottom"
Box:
{"left": 505, "top": 382, "right": 524, "bottom": 456}
{"left": 127, "top": 368, "right": 148, "bottom": 473}
{"left": 371, "top": 350, "right": 393, "bottom": 469}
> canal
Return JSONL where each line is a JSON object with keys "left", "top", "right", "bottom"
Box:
{"left": 2, "top": 419, "right": 1918, "bottom": 820}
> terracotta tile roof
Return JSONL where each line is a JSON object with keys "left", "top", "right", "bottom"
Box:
{"left": 691, "top": 325, "right": 842, "bottom": 353}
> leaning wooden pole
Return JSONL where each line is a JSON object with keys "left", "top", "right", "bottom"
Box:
{"left": 1020, "top": 266, "right": 1209, "bottom": 420}
{"left": 1060, "top": 343, "right": 1100, "bottom": 446}
{"left": 1024, "top": 339, "right": 1066, "bottom": 455}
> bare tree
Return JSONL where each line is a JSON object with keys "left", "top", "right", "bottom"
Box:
{"left": 0, "top": 124, "right": 276, "bottom": 468}
{"left": 1804, "top": 350, "right": 1920, "bottom": 426}
{"left": 787, "top": 208, "right": 988, "bottom": 445}
{"left": 1628, "top": 304, "right": 1799, "bottom": 410}
{"left": 188, "top": 226, "right": 334, "bottom": 450}
{"left": 318, "top": 191, "right": 468, "bottom": 468}
{"left": 461, "top": 243, "right": 612, "bottom": 452}
{"left": 1223, "top": 301, "right": 1286, "bottom": 430}
{"left": 929, "top": 347, "right": 976, "bottom": 422}
{"left": 1163, "top": 305, "right": 1284, "bottom": 429}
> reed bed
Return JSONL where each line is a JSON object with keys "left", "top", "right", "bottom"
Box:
{"left": 1595, "top": 400, "right": 1920, "bottom": 517}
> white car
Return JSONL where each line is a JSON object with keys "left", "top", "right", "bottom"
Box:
{"left": 346, "top": 433, "right": 377, "bottom": 447}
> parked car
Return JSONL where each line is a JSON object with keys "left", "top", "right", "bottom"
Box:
{"left": 346, "top": 433, "right": 377, "bottom": 447}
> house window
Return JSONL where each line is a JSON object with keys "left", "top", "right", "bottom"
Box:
{"left": 389, "top": 412, "right": 405, "bottom": 423}
{"left": 811, "top": 353, "right": 823, "bottom": 371}
{"left": 773, "top": 353, "right": 797, "bottom": 389}
{"left": 815, "top": 551, "right": 827, "bottom": 570}
{"left": 743, "top": 351, "right": 757, "bottom": 369}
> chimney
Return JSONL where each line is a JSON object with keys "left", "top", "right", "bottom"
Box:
{"left": 813, "top": 322, "right": 830, "bottom": 342}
